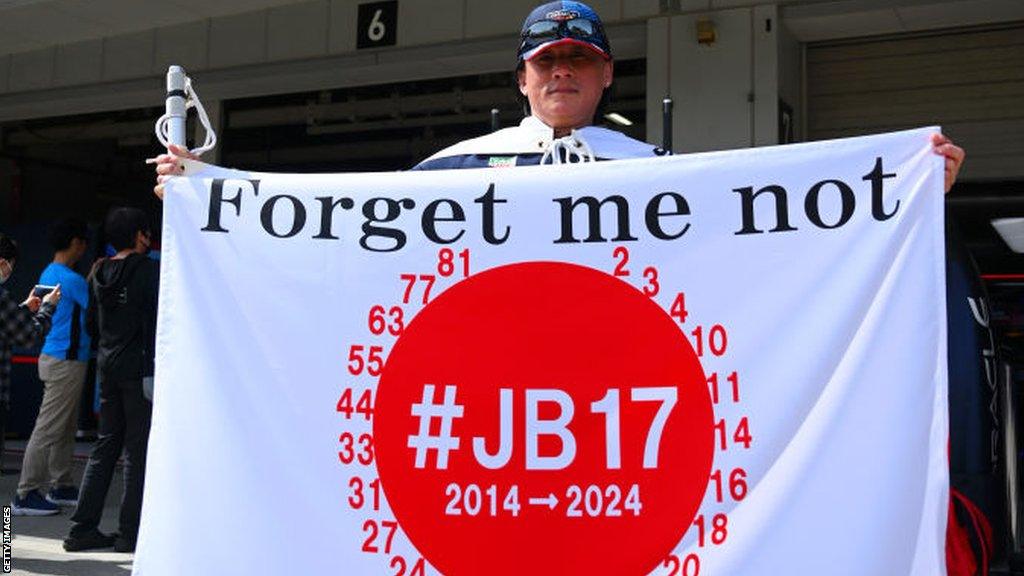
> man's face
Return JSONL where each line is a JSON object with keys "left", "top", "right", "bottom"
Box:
{"left": 0, "top": 258, "right": 13, "bottom": 284}
{"left": 518, "top": 43, "right": 613, "bottom": 134}
{"left": 70, "top": 237, "right": 88, "bottom": 262}
{"left": 136, "top": 230, "right": 152, "bottom": 255}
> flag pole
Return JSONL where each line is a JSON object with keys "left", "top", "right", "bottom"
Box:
{"left": 164, "top": 66, "right": 188, "bottom": 149}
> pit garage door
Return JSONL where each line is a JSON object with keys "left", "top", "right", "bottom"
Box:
{"left": 807, "top": 23, "right": 1024, "bottom": 181}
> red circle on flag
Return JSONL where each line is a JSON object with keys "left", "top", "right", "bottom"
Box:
{"left": 374, "top": 262, "right": 714, "bottom": 575}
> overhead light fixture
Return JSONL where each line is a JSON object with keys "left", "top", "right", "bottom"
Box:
{"left": 992, "top": 218, "right": 1024, "bottom": 253}
{"left": 604, "top": 112, "right": 633, "bottom": 126}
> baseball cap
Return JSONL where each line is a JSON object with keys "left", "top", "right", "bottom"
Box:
{"left": 517, "top": 1, "right": 612, "bottom": 65}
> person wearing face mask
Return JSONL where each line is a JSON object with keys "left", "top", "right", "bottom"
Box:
{"left": 64, "top": 207, "right": 159, "bottom": 553}
{"left": 0, "top": 233, "right": 62, "bottom": 480}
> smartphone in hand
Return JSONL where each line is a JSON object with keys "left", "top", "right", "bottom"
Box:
{"left": 32, "top": 285, "right": 57, "bottom": 298}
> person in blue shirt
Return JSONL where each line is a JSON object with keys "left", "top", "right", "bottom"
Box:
{"left": 12, "top": 218, "right": 91, "bottom": 516}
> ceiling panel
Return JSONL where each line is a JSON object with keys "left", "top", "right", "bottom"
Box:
{"left": 0, "top": 4, "right": 106, "bottom": 53}
{"left": 53, "top": 0, "right": 193, "bottom": 30}
{"left": 0, "top": 0, "right": 314, "bottom": 56}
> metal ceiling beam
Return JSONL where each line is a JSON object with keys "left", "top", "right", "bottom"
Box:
{"left": 227, "top": 76, "right": 647, "bottom": 129}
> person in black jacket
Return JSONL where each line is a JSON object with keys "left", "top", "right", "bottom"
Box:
{"left": 63, "top": 208, "right": 158, "bottom": 553}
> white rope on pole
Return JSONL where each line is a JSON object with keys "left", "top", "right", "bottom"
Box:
{"left": 155, "top": 66, "right": 217, "bottom": 156}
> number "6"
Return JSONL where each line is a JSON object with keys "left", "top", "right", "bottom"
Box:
{"left": 368, "top": 9, "right": 386, "bottom": 42}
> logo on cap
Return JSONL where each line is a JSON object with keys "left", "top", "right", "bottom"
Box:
{"left": 545, "top": 9, "right": 580, "bottom": 21}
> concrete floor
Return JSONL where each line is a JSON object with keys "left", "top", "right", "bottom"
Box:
{"left": 3, "top": 441, "right": 132, "bottom": 576}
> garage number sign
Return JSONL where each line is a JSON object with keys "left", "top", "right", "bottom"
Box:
{"left": 358, "top": 1, "right": 398, "bottom": 49}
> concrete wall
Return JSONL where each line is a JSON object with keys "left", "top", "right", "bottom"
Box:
{"left": 647, "top": 7, "right": 775, "bottom": 153}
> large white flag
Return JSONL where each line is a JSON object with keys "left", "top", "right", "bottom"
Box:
{"left": 136, "top": 127, "right": 948, "bottom": 576}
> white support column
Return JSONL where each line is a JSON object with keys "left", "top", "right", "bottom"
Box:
{"left": 776, "top": 13, "right": 803, "bottom": 143}
{"left": 645, "top": 17, "right": 671, "bottom": 150}
{"left": 645, "top": 6, "right": 781, "bottom": 153}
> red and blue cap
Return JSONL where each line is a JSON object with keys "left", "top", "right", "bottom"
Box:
{"left": 517, "top": 1, "right": 612, "bottom": 65}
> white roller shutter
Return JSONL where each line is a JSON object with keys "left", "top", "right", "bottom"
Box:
{"left": 807, "top": 24, "right": 1024, "bottom": 180}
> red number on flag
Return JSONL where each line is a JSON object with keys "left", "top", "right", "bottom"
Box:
{"left": 369, "top": 305, "right": 386, "bottom": 334}
{"left": 458, "top": 248, "right": 470, "bottom": 277}
{"left": 348, "top": 345, "right": 386, "bottom": 377}
{"left": 400, "top": 274, "right": 416, "bottom": 304}
{"left": 348, "top": 345, "right": 365, "bottom": 375}
{"left": 711, "top": 514, "right": 728, "bottom": 545}
{"left": 380, "top": 520, "right": 399, "bottom": 554}
{"left": 612, "top": 246, "right": 629, "bottom": 277}
{"left": 339, "top": 433, "right": 374, "bottom": 465}
{"left": 438, "top": 248, "right": 455, "bottom": 277}
{"left": 420, "top": 274, "right": 436, "bottom": 303}
{"left": 338, "top": 432, "right": 354, "bottom": 464}
{"left": 642, "top": 266, "right": 659, "bottom": 297}
{"left": 388, "top": 307, "right": 404, "bottom": 336}
{"left": 728, "top": 370, "right": 740, "bottom": 402}
{"left": 391, "top": 556, "right": 427, "bottom": 576}
{"left": 669, "top": 292, "right": 688, "bottom": 323}
{"left": 713, "top": 418, "right": 752, "bottom": 450}
{"left": 662, "top": 554, "right": 701, "bottom": 576}
{"left": 438, "top": 248, "right": 471, "bottom": 277}
{"left": 733, "top": 416, "right": 753, "bottom": 449}
{"left": 348, "top": 476, "right": 364, "bottom": 509}
{"left": 369, "top": 306, "right": 404, "bottom": 336}
{"left": 361, "top": 519, "right": 379, "bottom": 553}
{"left": 367, "top": 345, "right": 385, "bottom": 377}
{"left": 337, "top": 388, "right": 372, "bottom": 421}
{"left": 400, "top": 274, "right": 436, "bottom": 305}
{"left": 356, "top": 389, "right": 374, "bottom": 420}
{"left": 369, "top": 477, "right": 382, "bottom": 510}
{"left": 336, "top": 388, "right": 354, "bottom": 418}
{"left": 707, "top": 371, "right": 740, "bottom": 405}
{"left": 350, "top": 476, "right": 382, "bottom": 511}
{"left": 729, "top": 468, "right": 748, "bottom": 500}
{"left": 693, "top": 513, "right": 728, "bottom": 547}
{"left": 357, "top": 433, "right": 374, "bottom": 465}
{"left": 709, "top": 468, "right": 748, "bottom": 502}
{"left": 691, "top": 325, "right": 728, "bottom": 357}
